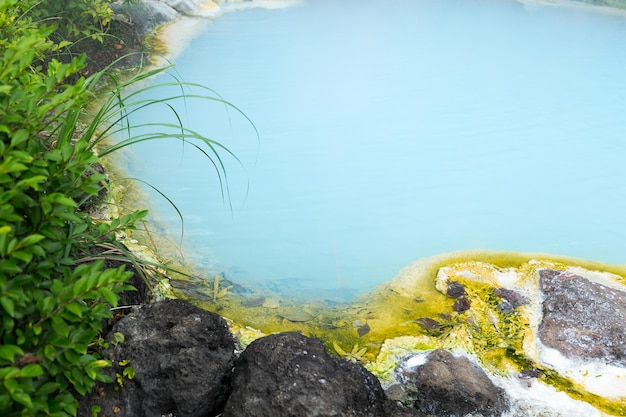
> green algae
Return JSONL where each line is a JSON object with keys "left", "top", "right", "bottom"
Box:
{"left": 539, "top": 366, "right": 626, "bottom": 416}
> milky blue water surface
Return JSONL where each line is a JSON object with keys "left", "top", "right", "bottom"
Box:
{"left": 122, "top": 0, "right": 626, "bottom": 297}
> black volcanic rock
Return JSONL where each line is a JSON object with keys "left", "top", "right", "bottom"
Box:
{"left": 79, "top": 299, "right": 236, "bottom": 417}
{"left": 223, "top": 332, "right": 388, "bottom": 417}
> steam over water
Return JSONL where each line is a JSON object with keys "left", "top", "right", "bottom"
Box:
{"left": 123, "top": 0, "right": 626, "bottom": 297}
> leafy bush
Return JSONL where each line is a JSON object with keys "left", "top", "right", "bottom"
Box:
{"left": 16, "top": 0, "right": 113, "bottom": 43}
{"left": 0, "top": 0, "right": 254, "bottom": 414}
{"left": 0, "top": 1, "right": 144, "bottom": 415}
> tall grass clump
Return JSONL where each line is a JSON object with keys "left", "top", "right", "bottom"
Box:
{"left": 0, "top": 1, "right": 252, "bottom": 415}
{"left": 86, "top": 64, "right": 256, "bottom": 217}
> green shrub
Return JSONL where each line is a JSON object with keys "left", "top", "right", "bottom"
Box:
{"left": 0, "top": 0, "right": 254, "bottom": 414}
{"left": 16, "top": 0, "right": 113, "bottom": 43}
{"left": 0, "top": 1, "right": 143, "bottom": 415}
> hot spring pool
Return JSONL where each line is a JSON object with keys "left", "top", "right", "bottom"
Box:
{"left": 118, "top": 0, "right": 626, "bottom": 298}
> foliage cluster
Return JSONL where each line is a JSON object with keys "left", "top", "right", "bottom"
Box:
{"left": 16, "top": 0, "right": 113, "bottom": 44}
{"left": 1, "top": 0, "right": 254, "bottom": 414}
{"left": 0, "top": 0, "right": 144, "bottom": 415}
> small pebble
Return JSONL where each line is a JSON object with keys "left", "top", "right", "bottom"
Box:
{"left": 357, "top": 323, "right": 370, "bottom": 337}
{"left": 446, "top": 281, "right": 466, "bottom": 298}
{"left": 495, "top": 288, "right": 528, "bottom": 308}
{"left": 453, "top": 296, "right": 471, "bottom": 312}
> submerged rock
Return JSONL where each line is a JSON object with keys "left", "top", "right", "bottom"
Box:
{"left": 223, "top": 332, "right": 388, "bottom": 417}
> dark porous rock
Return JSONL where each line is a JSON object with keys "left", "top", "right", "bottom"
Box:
{"left": 539, "top": 269, "right": 626, "bottom": 366}
{"left": 384, "top": 400, "right": 424, "bottom": 416}
{"left": 390, "top": 349, "right": 509, "bottom": 417}
{"left": 79, "top": 299, "right": 236, "bottom": 417}
{"left": 115, "top": 266, "right": 150, "bottom": 308}
{"left": 223, "top": 332, "right": 388, "bottom": 417}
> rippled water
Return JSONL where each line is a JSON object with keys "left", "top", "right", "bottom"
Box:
{"left": 121, "top": 0, "right": 626, "bottom": 297}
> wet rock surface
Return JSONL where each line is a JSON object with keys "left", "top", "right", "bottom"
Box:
{"left": 110, "top": 0, "right": 214, "bottom": 36}
{"left": 79, "top": 298, "right": 517, "bottom": 417}
{"left": 80, "top": 280, "right": 626, "bottom": 417}
{"left": 79, "top": 299, "right": 236, "bottom": 417}
{"left": 223, "top": 332, "right": 388, "bottom": 417}
{"left": 389, "top": 350, "right": 510, "bottom": 417}
{"left": 162, "top": 0, "right": 202, "bottom": 15}
{"left": 539, "top": 269, "right": 626, "bottom": 367}
{"left": 110, "top": 1, "right": 179, "bottom": 35}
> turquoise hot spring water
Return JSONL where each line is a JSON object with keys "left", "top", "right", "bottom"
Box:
{"left": 120, "top": 0, "right": 626, "bottom": 299}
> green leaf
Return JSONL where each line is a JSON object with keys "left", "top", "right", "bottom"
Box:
{"left": 355, "top": 348, "right": 367, "bottom": 357}
{"left": 91, "top": 359, "right": 109, "bottom": 369}
{"left": 0, "top": 297, "right": 15, "bottom": 317}
{"left": 122, "top": 366, "right": 135, "bottom": 380}
{"left": 72, "top": 277, "right": 87, "bottom": 298}
{"left": 3, "top": 378, "right": 18, "bottom": 395}
{"left": 96, "top": 373, "right": 113, "bottom": 383}
{"left": 0, "top": 345, "right": 23, "bottom": 362}
{"left": 44, "top": 345, "right": 56, "bottom": 360}
{"left": 65, "top": 302, "right": 83, "bottom": 318}
{"left": 36, "top": 382, "right": 60, "bottom": 396}
{"left": 11, "top": 391, "right": 32, "bottom": 408}
{"left": 3, "top": 315, "right": 14, "bottom": 332}
{"left": 0, "top": 190, "right": 16, "bottom": 205}
{"left": 40, "top": 296, "right": 56, "bottom": 316}
{"left": 16, "top": 175, "right": 47, "bottom": 191}
{"left": 45, "top": 150, "right": 62, "bottom": 162}
{"left": 11, "top": 250, "right": 32, "bottom": 263}
{"left": 63, "top": 349, "right": 79, "bottom": 364}
{"left": 19, "top": 364, "right": 43, "bottom": 378}
{"left": 0, "top": 367, "right": 20, "bottom": 380}
{"left": 84, "top": 365, "right": 97, "bottom": 380}
{"left": 0, "top": 393, "right": 9, "bottom": 410}
{"left": 19, "top": 234, "right": 45, "bottom": 247}
{"left": 99, "top": 287, "right": 118, "bottom": 307}
{"left": 70, "top": 342, "right": 88, "bottom": 355}
{"left": 333, "top": 342, "right": 347, "bottom": 356}
{"left": 10, "top": 130, "right": 29, "bottom": 148}
{"left": 0, "top": 260, "right": 22, "bottom": 274}
{"left": 51, "top": 317, "right": 69, "bottom": 339}
{"left": 16, "top": 330, "right": 25, "bottom": 345}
